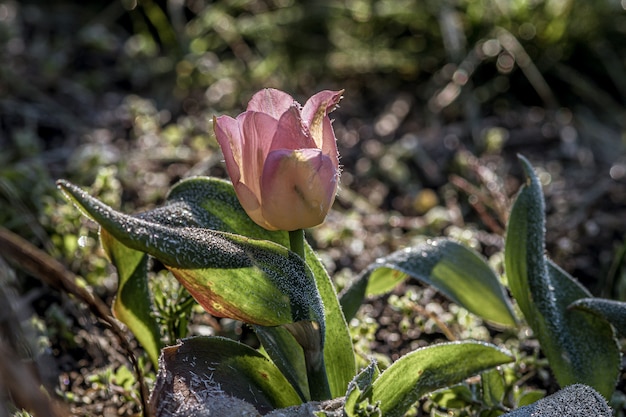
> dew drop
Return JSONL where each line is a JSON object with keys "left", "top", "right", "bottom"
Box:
{"left": 77, "top": 235, "right": 89, "bottom": 248}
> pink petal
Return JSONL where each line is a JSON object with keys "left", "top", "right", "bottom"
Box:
{"left": 214, "top": 113, "right": 267, "bottom": 228}
{"left": 301, "top": 90, "right": 342, "bottom": 120}
{"left": 238, "top": 111, "right": 279, "bottom": 198}
{"left": 260, "top": 149, "right": 338, "bottom": 231}
{"left": 301, "top": 90, "right": 343, "bottom": 167}
{"left": 213, "top": 115, "right": 243, "bottom": 186}
{"left": 270, "top": 106, "right": 317, "bottom": 153}
{"left": 233, "top": 182, "right": 266, "bottom": 229}
{"left": 247, "top": 88, "right": 296, "bottom": 119}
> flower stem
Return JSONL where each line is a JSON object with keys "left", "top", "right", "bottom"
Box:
{"left": 288, "top": 229, "right": 331, "bottom": 401}
{"left": 289, "top": 229, "right": 305, "bottom": 259}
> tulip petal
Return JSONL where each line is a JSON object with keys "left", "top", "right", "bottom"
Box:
{"left": 247, "top": 88, "right": 296, "bottom": 119}
{"left": 271, "top": 106, "right": 317, "bottom": 152}
{"left": 215, "top": 89, "right": 342, "bottom": 232}
{"left": 238, "top": 110, "right": 279, "bottom": 196}
{"left": 260, "top": 149, "right": 338, "bottom": 231}
{"left": 215, "top": 112, "right": 278, "bottom": 228}
{"left": 213, "top": 115, "right": 244, "bottom": 185}
{"left": 301, "top": 90, "right": 343, "bottom": 167}
{"left": 233, "top": 181, "right": 267, "bottom": 228}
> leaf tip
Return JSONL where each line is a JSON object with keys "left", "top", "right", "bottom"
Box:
{"left": 516, "top": 154, "right": 535, "bottom": 183}
{"left": 55, "top": 179, "right": 96, "bottom": 220}
{"left": 56, "top": 178, "right": 72, "bottom": 197}
{"left": 56, "top": 179, "right": 91, "bottom": 205}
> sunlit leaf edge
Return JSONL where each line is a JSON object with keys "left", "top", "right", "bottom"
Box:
{"left": 100, "top": 230, "right": 162, "bottom": 368}
{"left": 340, "top": 238, "right": 516, "bottom": 327}
{"left": 370, "top": 341, "right": 514, "bottom": 417}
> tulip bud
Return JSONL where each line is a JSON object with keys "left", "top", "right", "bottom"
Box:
{"left": 214, "top": 88, "right": 342, "bottom": 231}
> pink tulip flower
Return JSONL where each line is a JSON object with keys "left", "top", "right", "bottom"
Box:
{"left": 213, "top": 88, "right": 343, "bottom": 231}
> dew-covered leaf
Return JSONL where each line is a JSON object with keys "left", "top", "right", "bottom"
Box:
{"left": 58, "top": 177, "right": 355, "bottom": 397}
{"left": 57, "top": 179, "right": 324, "bottom": 331}
{"left": 144, "top": 176, "right": 354, "bottom": 398}
{"left": 340, "top": 238, "right": 516, "bottom": 327}
{"left": 504, "top": 155, "right": 620, "bottom": 398}
{"left": 161, "top": 176, "right": 287, "bottom": 243}
{"left": 501, "top": 384, "right": 611, "bottom": 417}
{"left": 149, "top": 336, "right": 302, "bottom": 416}
{"left": 369, "top": 341, "right": 513, "bottom": 417}
{"left": 100, "top": 230, "right": 161, "bottom": 368}
{"left": 569, "top": 298, "right": 626, "bottom": 337}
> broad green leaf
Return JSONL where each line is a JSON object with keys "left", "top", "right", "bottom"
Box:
{"left": 569, "top": 297, "right": 626, "bottom": 337}
{"left": 57, "top": 179, "right": 324, "bottom": 329}
{"left": 130, "top": 177, "right": 313, "bottom": 382}
{"left": 370, "top": 341, "right": 513, "bottom": 417}
{"left": 504, "top": 155, "right": 620, "bottom": 398}
{"left": 152, "top": 176, "right": 354, "bottom": 398}
{"left": 302, "top": 244, "right": 354, "bottom": 397}
{"left": 341, "top": 238, "right": 516, "bottom": 327}
{"left": 100, "top": 230, "right": 161, "bottom": 367}
{"left": 149, "top": 336, "right": 302, "bottom": 415}
{"left": 58, "top": 177, "right": 355, "bottom": 397}
{"left": 163, "top": 176, "right": 287, "bottom": 241}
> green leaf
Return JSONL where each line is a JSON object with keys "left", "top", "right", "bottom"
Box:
{"left": 58, "top": 177, "right": 355, "bottom": 397}
{"left": 430, "top": 384, "right": 474, "bottom": 409}
{"left": 100, "top": 230, "right": 161, "bottom": 368}
{"left": 255, "top": 326, "right": 309, "bottom": 401}
{"left": 344, "top": 360, "right": 380, "bottom": 416}
{"left": 341, "top": 238, "right": 516, "bottom": 327}
{"left": 154, "top": 176, "right": 354, "bottom": 398}
{"left": 481, "top": 368, "right": 505, "bottom": 408}
{"left": 515, "top": 389, "right": 545, "bottom": 408}
{"left": 569, "top": 297, "right": 626, "bottom": 337}
{"left": 303, "top": 243, "right": 355, "bottom": 398}
{"left": 58, "top": 178, "right": 324, "bottom": 323}
{"left": 369, "top": 341, "right": 514, "bottom": 417}
{"left": 149, "top": 336, "right": 302, "bottom": 415}
{"left": 163, "top": 176, "right": 287, "bottom": 241}
{"left": 504, "top": 155, "right": 620, "bottom": 398}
